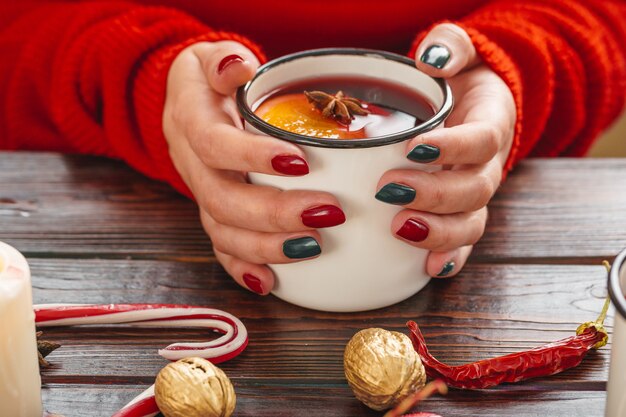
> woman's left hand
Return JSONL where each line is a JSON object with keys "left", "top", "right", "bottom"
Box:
{"left": 376, "top": 23, "right": 516, "bottom": 278}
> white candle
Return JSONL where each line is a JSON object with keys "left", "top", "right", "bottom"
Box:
{"left": 0, "top": 242, "right": 42, "bottom": 417}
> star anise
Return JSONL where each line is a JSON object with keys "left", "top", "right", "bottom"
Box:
{"left": 304, "top": 90, "right": 370, "bottom": 125}
{"left": 37, "top": 331, "right": 61, "bottom": 368}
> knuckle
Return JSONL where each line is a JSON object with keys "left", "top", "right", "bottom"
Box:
{"left": 162, "top": 106, "right": 176, "bottom": 138}
{"left": 428, "top": 180, "right": 447, "bottom": 211}
{"left": 199, "top": 209, "right": 215, "bottom": 231}
{"left": 182, "top": 114, "right": 202, "bottom": 142}
{"left": 241, "top": 144, "right": 259, "bottom": 170}
{"left": 169, "top": 100, "right": 187, "bottom": 130}
{"left": 194, "top": 115, "right": 219, "bottom": 141}
{"left": 212, "top": 247, "right": 228, "bottom": 264}
{"left": 474, "top": 174, "right": 496, "bottom": 208}
{"left": 197, "top": 125, "right": 218, "bottom": 162}
{"left": 268, "top": 196, "right": 288, "bottom": 231}
{"left": 211, "top": 236, "right": 227, "bottom": 255}
{"left": 203, "top": 193, "right": 226, "bottom": 223}
{"left": 207, "top": 228, "right": 227, "bottom": 254}
{"left": 431, "top": 221, "right": 451, "bottom": 251}
{"left": 492, "top": 167, "right": 503, "bottom": 187}
{"left": 198, "top": 193, "right": 213, "bottom": 214}
{"left": 469, "top": 213, "right": 487, "bottom": 244}
{"left": 482, "top": 124, "right": 501, "bottom": 158}
{"left": 252, "top": 236, "right": 268, "bottom": 263}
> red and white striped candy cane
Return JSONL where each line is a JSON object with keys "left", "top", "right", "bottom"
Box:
{"left": 34, "top": 303, "right": 248, "bottom": 417}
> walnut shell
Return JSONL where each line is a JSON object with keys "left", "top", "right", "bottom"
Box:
{"left": 155, "top": 357, "right": 236, "bottom": 417}
{"left": 344, "top": 328, "right": 426, "bottom": 411}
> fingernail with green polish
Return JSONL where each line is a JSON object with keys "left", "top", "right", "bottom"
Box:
{"left": 420, "top": 44, "right": 451, "bottom": 69}
{"left": 375, "top": 183, "right": 416, "bottom": 205}
{"left": 283, "top": 236, "right": 321, "bottom": 259}
{"left": 437, "top": 261, "right": 455, "bottom": 277}
{"left": 407, "top": 144, "right": 440, "bottom": 163}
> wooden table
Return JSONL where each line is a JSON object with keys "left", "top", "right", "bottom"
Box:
{"left": 1, "top": 152, "right": 625, "bottom": 416}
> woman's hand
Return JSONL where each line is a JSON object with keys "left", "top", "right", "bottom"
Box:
{"left": 163, "top": 41, "right": 346, "bottom": 295}
{"left": 376, "top": 23, "right": 516, "bottom": 278}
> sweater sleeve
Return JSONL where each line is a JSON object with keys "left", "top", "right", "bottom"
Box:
{"left": 408, "top": 0, "right": 626, "bottom": 174}
{"left": 0, "top": 2, "right": 266, "bottom": 195}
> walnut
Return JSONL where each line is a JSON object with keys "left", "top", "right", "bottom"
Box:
{"left": 155, "top": 357, "right": 235, "bottom": 417}
{"left": 344, "top": 328, "right": 426, "bottom": 410}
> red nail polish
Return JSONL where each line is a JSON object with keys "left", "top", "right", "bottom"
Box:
{"left": 396, "top": 218, "right": 429, "bottom": 242}
{"left": 301, "top": 205, "right": 346, "bottom": 228}
{"left": 243, "top": 273, "right": 264, "bottom": 295}
{"left": 217, "top": 54, "right": 244, "bottom": 74}
{"left": 271, "top": 155, "right": 309, "bottom": 176}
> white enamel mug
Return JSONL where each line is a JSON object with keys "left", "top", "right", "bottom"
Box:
{"left": 607, "top": 248, "right": 626, "bottom": 416}
{"left": 237, "top": 49, "right": 453, "bottom": 312}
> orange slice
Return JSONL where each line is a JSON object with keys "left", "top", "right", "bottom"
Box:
{"left": 255, "top": 93, "right": 366, "bottom": 139}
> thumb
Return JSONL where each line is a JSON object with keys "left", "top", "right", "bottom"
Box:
{"left": 415, "top": 23, "right": 479, "bottom": 78}
{"left": 198, "top": 40, "right": 260, "bottom": 96}
{"left": 426, "top": 245, "right": 474, "bottom": 278}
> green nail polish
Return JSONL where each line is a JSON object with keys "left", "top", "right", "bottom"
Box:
{"left": 437, "top": 261, "right": 455, "bottom": 277}
{"left": 420, "top": 44, "right": 451, "bottom": 69}
{"left": 375, "top": 183, "right": 416, "bottom": 205}
{"left": 407, "top": 144, "right": 440, "bottom": 163}
{"left": 283, "top": 237, "right": 321, "bottom": 259}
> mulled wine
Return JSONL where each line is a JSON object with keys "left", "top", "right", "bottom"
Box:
{"left": 254, "top": 76, "right": 435, "bottom": 139}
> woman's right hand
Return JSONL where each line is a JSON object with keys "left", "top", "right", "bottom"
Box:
{"left": 163, "top": 41, "right": 346, "bottom": 295}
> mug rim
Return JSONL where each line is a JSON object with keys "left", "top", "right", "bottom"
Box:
{"left": 236, "top": 48, "right": 454, "bottom": 149}
{"left": 609, "top": 247, "right": 626, "bottom": 319}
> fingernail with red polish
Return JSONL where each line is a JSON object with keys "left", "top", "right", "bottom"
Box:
{"left": 301, "top": 205, "right": 346, "bottom": 228}
{"left": 271, "top": 155, "right": 309, "bottom": 176}
{"left": 243, "top": 273, "right": 264, "bottom": 295}
{"left": 218, "top": 54, "right": 244, "bottom": 74}
{"left": 396, "top": 218, "right": 429, "bottom": 242}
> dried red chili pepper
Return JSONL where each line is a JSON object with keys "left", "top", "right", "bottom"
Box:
{"left": 407, "top": 296, "right": 610, "bottom": 390}
{"left": 383, "top": 380, "right": 447, "bottom": 417}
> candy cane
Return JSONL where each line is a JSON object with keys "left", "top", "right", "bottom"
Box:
{"left": 34, "top": 303, "right": 248, "bottom": 417}
{"left": 111, "top": 385, "right": 158, "bottom": 417}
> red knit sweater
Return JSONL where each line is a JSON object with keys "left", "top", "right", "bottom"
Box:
{"left": 1, "top": 1, "right": 625, "bottom": 194}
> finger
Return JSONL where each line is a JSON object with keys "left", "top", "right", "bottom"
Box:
{"left": 202, "top": 210, "right": 323, "bottom": 264}
{"left": 213, "top": 247, "right": 275, "bottom": 295}
{"left": 193, "top": 41, "right": 260, "bottom": 95}
{"left": 167, "top": 59, "right": 309, "bottom": 176}
{"left": 375, "top": 161, "right": 502, "bottom": 213}
{"left": 170, "top": 128, "right": 342, "bottom": 233}
{"left": 426, "top": 245, "right": 474, "bottom": 278}
{"left": 415, "top": 23, "right": 479, "bottom": 78}
{"left": 198, "top": 170, "right": 344, "bottom": 232}
{"left": 390, "top": 207, "right": 487, "bottom": 252}
{"left": 404, "top": 122, "right": 502, "bottom": 165}
{"left": 185, "top": 121, "right": 310, "bottom": 176}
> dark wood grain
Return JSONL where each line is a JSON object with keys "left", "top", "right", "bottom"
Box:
{"left": 31, "top": 259, "right": 613, "bottom": 415}
{"left": 1, "top": 153, "right": 625, "bottom": 262}
{"left": 477, "top": 158, "right": 626, "bottom": 262}
{"left": 41, "top": 385, "right": 607, "bottom": 417}
{"left": 1, "top": 152, "right": 623, "bottom": 417}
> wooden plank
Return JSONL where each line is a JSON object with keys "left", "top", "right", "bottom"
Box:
{"left": 2, "top": 153, "right": 626, "bottom": 261}
{"left": 476, "top": 158, "right": 626, "bottom": 262}
{"left": 32, "top": 259, "right": 613, "bottom": 388}
{"left": 0, "top": 152, "right": 207, "bottom": 259}
{"left": 41, "top": 384, "right": 606, "bottom": 417}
